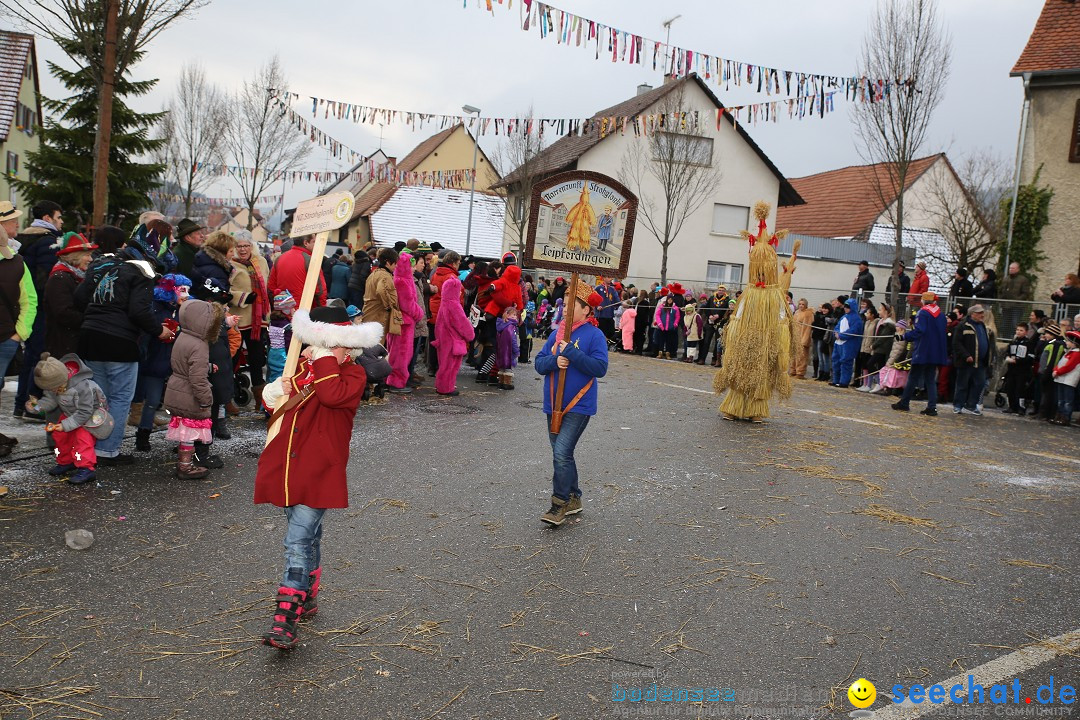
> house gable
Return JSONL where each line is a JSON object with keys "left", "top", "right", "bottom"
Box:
{"left": 500, "top": 73, "right": 801, "bottom": 207}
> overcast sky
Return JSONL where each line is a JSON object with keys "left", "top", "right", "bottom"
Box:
{"left": 21, "top": 0, "right": 1043, "bottom": 224}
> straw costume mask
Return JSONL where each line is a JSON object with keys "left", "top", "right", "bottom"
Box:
{"left": 713, "top": 201, "right": 801, "bottom": 422}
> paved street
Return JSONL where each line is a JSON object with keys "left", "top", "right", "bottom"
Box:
{"left": 2, "top": 356, "right": 1078, "bottom": 720}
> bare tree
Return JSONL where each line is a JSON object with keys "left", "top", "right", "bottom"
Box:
{"left": 156, "top": 63, "right": 227, "bottom": 218}
{"left": 0, "top": 0, "right": 207, "bottom": 225}
{"left": 619, "top": 89, "right": 722, "bottom": 286}
{"left": 494, "top": 108, "right": 546, "bottom": 257}
{"left": 855, "top": 0, "right": 951, "bottom": 310}
{"left": 918, "top": 150, "right": 1008, "bottom": 273}
{"left": 223, "top": 56, "right": 310, "bottom": 231}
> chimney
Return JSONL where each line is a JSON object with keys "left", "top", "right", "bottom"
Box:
{"left": 636, "top": 83, "right": 653, "bottom": 96}
{"left": 663, "top": 73, "right": 678, "bottom": 85}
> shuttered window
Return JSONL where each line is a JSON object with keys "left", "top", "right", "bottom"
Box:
{"left": 1070, "top": 99, "right": 1080, "bottom": 164}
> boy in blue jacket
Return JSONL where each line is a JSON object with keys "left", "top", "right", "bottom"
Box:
{"left": 535, "top": 281, "right": 608, "bottom": 526}
{"left": 892, "top": 292, "right": 949, "bottom": 416}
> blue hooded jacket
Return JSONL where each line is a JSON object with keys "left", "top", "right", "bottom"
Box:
{"left": 832, "top": 298, "right": 864, "bottom": 361}
{"left": 903, "top": 302, "right": 949, "bottom": 365}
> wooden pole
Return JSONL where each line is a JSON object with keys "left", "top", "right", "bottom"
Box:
{"left": 265, "top": 231, "right": 329, "bottom": 445}
{"left": 91, "top": 0, "right": 118, "bottom": 228}
{"left": 549, "top": 272, "right": 579, "bottom": 435}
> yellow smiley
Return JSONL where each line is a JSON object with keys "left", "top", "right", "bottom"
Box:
{"left": 848, "top": 678, "right": 876, "bottom": 709}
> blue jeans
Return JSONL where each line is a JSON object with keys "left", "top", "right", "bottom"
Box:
{"left": 84, "top": 360, "right": 138, "bottom": 456}
{"left": 0, "top": 338, "right": 19, "bottom": 391}
{"left": 897, "top": 364, "right": 939, "bottom": 411}
{"left": 138, "top": 376, "right": 167, "bottom": 430}
{"left": 15, "top": 315, "right": 44, "bottom": 410}
{"left": 1058, "top": 383, "right": 1076, "bottom": 417}
{"left": 953, "top": 364, "right": 988, "bottom": 412}
{"left": 282, "top": 505, "right": 325, "bottom": 591}
{"left": 547, "top": 412, "right": 590, "bottom": 501}
{"left": 817, "top": 341, "right": 831, "bottom": 377}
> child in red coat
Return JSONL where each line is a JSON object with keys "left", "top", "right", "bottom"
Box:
{"left": 255, "top": 305, "right": 384, "bottom": 650}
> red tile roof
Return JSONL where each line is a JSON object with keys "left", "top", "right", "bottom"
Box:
{"left": 775, "top": 155, "right": 942, "bottom": 238}
{"left": 0, "top": 31, "right": 35, "bottom": 143}
{"left": 499, "top": 73, "right": 802, "bottom": 206}
{"left": 1012, "top": 0, "right": 1080, "bottom": 75}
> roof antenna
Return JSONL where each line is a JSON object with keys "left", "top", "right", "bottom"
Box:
{"left": 662, "top": 15, "right": 681, "bottom": 77}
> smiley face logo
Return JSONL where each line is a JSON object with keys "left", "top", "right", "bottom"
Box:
{"left": 848, "top": 678, "right": 876, "bottom": 708}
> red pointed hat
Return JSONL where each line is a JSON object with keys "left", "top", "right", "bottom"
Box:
{"left": 56, "top": 232, "right": 97, "bottom": 256}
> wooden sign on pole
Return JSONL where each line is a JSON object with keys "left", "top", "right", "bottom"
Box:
{"left": 265, "top": 190, "right": 355, "bottom": 446}
{"left": 548, "top": 272, "right": 579, "bottom": 435}
{"left": 521, "top": 171, "right": 636, "bottom": 436}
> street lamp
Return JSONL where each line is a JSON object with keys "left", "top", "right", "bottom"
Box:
{"left": 462, "top": 104, "right": 481, "bottom": 257}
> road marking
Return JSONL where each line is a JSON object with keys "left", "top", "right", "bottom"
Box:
{"left": 1022, "top": 450, "right": 1080, "bottom": 466}
{"left": 647, "top": 380, "right": 713, "bottom": 395}
{"left": 874, "top": 628, "right": 1080, "bottom": 720}
{"left": 796, "top": 408, "right": 900, "bottom": 429}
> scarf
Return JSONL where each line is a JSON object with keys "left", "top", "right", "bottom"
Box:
{"left": 237, "top": 256, "right": 269, "bottom": 340}
{"left": 31, "top": 218, "right": 59, "bottom": 234}
{"left": 554, "top": 310, "right": 597, "bottom": 339}
{"left": 49, "top": 260, "right": 85, "bottom": 280}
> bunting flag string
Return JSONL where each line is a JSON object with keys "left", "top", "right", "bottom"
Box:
{"left": 270, "top": 84, "right": 838, "bottom": 143}
{"left": 149, "top": 192, "right": 284, "bottom": 206}
{"left": 191, "top": 161, "right": 474, "bottom": 188}
{"left": 469, "top": 0, "right": 909, "bottom": 103}
{"left": 188, "top": 161, "right": 476, "bottom": 189}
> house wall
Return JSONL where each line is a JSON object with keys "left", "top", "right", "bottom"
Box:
{"left": 1020, "top": 81, "right": 1080, "bottom": 298}
{"left": 0, "top": 60, "right": 40, "bottom": 214}
{"left": 219, "top": 210, "right": 269, "bottom": 244}
{"left": 875, "top": 157, "right": 993, "bottom": 288}
{"left": 562, "top": 81, "right": 783, "bottom": 289}
{"left": 412, "top": 126, "right": 501, "bottom": 191}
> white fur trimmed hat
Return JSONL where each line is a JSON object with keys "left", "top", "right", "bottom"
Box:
{"left": 290, "top": 307, "right": 384, "bottom": 350}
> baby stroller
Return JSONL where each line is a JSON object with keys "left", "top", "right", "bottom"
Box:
{"left": 232, "top": 344, "right": 252, "bottom": 407}
{"left": 992, "top": 369, "right": 1008, "bottom": 409}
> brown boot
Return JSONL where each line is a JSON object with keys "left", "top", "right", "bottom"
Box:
{"left": 225, "top": 401, "right": 241, "bottom": 416}
{"left": 127, "top": 402, "right": 143, "bottom": 427}
{"left": 540, "top": 495, "right": 569, "bottom": 526}
{"left": 252, "top": 384, "right": 266, "bottom": 407}
{"left": 176, "top": 446, "right": 209, "bottom": 479}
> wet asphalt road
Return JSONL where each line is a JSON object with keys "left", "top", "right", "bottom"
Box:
{"left": 2, "top": 354, "right": 1078, "bottom": 720}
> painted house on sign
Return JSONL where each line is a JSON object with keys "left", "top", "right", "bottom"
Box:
{"left": 0, "top": 31, "right": 41, "bottom": 213}
{"left": 1011, "top": 0, "right": 1080, "bottom": 299}
{"left": 499, "top": 73, "right": 803, "bottom": 291}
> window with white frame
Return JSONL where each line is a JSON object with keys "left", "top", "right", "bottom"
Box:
{"left": 706, "top": 261, "right": 743, "bottom": 288}
{"left": 711, "top": 203, "right": 749, "bottom": 236}
{"left": 652, "top": 132, "right": 713, "bottom": 166}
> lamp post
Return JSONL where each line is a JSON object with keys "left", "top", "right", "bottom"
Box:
{"left": 1003, "top": 72, "right": 1032, "bottom": 273}
{"left": 462, "top": 104, "right": 481, "bottom": 257}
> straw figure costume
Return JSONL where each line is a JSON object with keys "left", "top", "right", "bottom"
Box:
{"left": 713, "top": 202, "right": 801, "bottom": 422}
{"left": 564, "top": 183, "right": 596, "bottom": 252}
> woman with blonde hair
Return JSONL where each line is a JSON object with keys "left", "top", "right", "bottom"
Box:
{"left": 229, "top": 231, "right": 270, "bottom": 400}
{"left": 44, "top": 233, "right": 97, "bottom": 358}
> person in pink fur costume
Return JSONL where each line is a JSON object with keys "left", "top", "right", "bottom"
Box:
{"left": 620, "top": 302, "right": 637, "bottom": 352}
{"left": 386, "top": 253, "right": 424, "bottom": 392}
{"left": 432, "top": 274, "right": 474, "bottom": 396}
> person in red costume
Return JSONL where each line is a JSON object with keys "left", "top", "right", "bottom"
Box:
{"left": 255, "top": 305, "right": 383, "bottom": 650}
{"left": 268, "top": 234, "right": 327, "bottom": 309}
{"left": 476, "top": 261, "right": 524, "bottom": 384}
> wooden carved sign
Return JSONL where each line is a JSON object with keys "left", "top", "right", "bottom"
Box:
{"left": 524, "top": 170, "right": 637, "bottom": 279}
